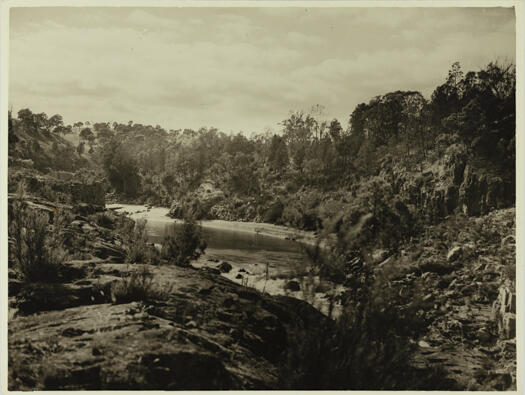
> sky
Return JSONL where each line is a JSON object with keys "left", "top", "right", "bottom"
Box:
{"left": 9, "top": 6, "right": 516, "bottom": 135}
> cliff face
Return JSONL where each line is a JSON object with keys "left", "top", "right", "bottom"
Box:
{"left": 384, "top": 143, "right": 514, "bottom": 222}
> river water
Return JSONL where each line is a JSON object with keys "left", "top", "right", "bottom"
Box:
{"left": 108, "top": 204, "right": 343, "bottom": 316}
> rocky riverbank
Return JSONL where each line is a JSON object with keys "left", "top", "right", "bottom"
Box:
{"left": 9, "top": 262, "right": 329, "bottom": 390}
{"left": 8, "top": 195, "right": 330, "bottom": 390}
{"left": 8, "top": 192, "right": 517, "bottom": 390}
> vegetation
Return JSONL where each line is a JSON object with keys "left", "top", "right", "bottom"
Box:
{"left": 110, "top": 266, "right": 168, "bottom": 304}
{"left": 161, "top": 216, "right": 207, "bottom": 266}
{"left": 279, "top": 271, "right": 448, "bottom": 390}
{"left": 8, "top": 186, "right": 68, "bottom": 283}
{"left": 8, "top": 61, "right": 514, "bottom": 230}
{"left": 6, "top": 59, "right": 516, "bottom": 390}
{"left": 118, "top": 218, "right": 160, "bottom": 265}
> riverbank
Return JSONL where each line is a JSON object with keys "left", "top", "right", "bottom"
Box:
{"left": 107, "top": 203, "right": 340, "bottom": 317}
{"left": 107, "top": 203, "right": 318, "bottom": 246}
{"left": 8, "top": 195, "right": 333, "bottom": 390}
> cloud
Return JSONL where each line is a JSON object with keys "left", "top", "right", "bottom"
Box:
{"left": 9, "top": 7, "right": 516, "bottom": 134}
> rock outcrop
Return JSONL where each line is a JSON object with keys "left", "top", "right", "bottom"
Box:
{"left": 458, "top": 165, "right": 513, "bottom": 216}
{"left": 10, "top": 170, "right": 105, "bottom": 207}
{"left": 9, "top": 263, "right": 327, "bottom": 390}
{"left": 384, "top": 143, "right": 514, "bottom": 221}
{"left": 492, "top": 284, "right": 516, "bottom": 339}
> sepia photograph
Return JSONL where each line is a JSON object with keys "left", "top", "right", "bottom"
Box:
{"left": 2, "top": 1, "right": 522, "bottom": 392}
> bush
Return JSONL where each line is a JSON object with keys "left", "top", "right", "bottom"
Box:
{"left": 263, "top": 200, "right": 284, "bottom": 223}
{"left": 110, "top": 267, "right": 168, "bottom": 304}
{"left": 161, "top": 216, "right": 206, "bottom": 266}
{"left": 278, "top": 211, "right": 450, "bottom": 390}
{"left": 88, "top": 212, "right": 116, "bottom": 229}
{"left": 279, "top": 259, "right": 448, "bottom": 390}
{"left": 8, "top": 186, "right": 68, "bottom": 283}
{"left": 118, "top": 218, "right": 161, "bottom": 265}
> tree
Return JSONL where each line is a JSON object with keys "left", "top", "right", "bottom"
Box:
{"left": 76, "top": 141, "right": 85, "bottom": 156}
{"left": 94, "top": 123, "right": 113, "bottom": 142}
{"left": 17, "top": 108, "right": 37, "bottom": 133}
{"left": 282, "top": 111, "right": 315, "bottom": 172}
{"left": 161, "top": 217, "right": 207, "bottom": 266}
{"left": 80, "top": 127, "right": 95, "bottom": 141}
{"left": 48, "top": 114, "right": 64, "bottom": 131}
{"left": 268, "top": 134, "right": 289, "bottom": 169}
{"left": 102, "top": 139, "right": 141, "bottom": 197}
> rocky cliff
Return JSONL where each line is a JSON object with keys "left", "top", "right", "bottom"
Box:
{"left": 382, "top": 143, "right": 514, "bottom": 221}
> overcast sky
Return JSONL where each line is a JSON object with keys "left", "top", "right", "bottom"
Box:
{"left": 9, "top": 6, "right": 515, "bottom": 134}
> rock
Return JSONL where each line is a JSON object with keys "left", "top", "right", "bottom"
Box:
{"left": 217, "top": 262, "right": 232, "bottom": 273}
{"left": 447, "top": 246, "right": 463, "bottom": 262}
{"left": 501, "top": 235, "right": 515, "bottom": 247}
{"left": 73, "top": 203, "right": 102, "bottom": 216}
{"left": 458, "top": 165, "right": 513, "bottom": 216}
{"left": 500, "top": 313, "right": 516, "bottom": 339}
{"left": 418, "top": 340, "right": 431, "bottom": 348}
{"left": 200, "top": 267, "right": 221, "bottom": 276}
{"left": 477, "top": 327, "right": 491, "bottom": 343}
{"left": 492, "top": 285, "right": 516, "bottom": 340}
{"left": 9, "top": 265, "right": 329, "bottom": 390}
{"left": 285, "top": 281, "right": 300, "bottom": 292}
{"left": 92, "top": 241, "right": 125, "bottom": 261}
{"left": 371, "top": 249, "right": 389, "bottom": 264}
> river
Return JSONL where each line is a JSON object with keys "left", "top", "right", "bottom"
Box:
{"left": 107, "top": 204, "right": 344, "bottom": 317}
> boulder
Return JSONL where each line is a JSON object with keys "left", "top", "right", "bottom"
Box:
{"left": 447, "top": 246, "right": 463, "bottom": 262}
{"left": 285, "top": 280, "right": 300, "bottom": 292}
{"left": 217, "top": 262, "right": 233, "bottom": 273}
{"left": 92, "top": 241, "right": 126, "bottom": 261}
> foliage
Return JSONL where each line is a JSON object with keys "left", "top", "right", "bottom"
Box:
{"left": 280, "top": 221, "right": 448, "bottom": 390}
{"left": 110, "top": 266, "right": 168, "bottom": 304}
{"left": 118, "top": 218, "right": 160, "bottom": 265}
{"left": 102, "top": 139, "right": 141, "bottom": 198}
{"left": 9, "top": 61, "right": 515, "bottom": 231}
{"left": 88, "top": 212, "right": 116, "bottom": 229}
{"left": 8, "top": 185, "right": 68, "bottom": 283}
{"left": 161, "top": 216, "right": 207, "bottom": 266}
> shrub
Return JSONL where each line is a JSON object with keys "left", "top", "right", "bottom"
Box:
{"left": 8, "top": 185, "right": 68, "bottom": 283}
{"left": 118, "top": 218, "right": 161, "bottom": 265}
{"left": 263, "top": 200, "right": 284, "bottom": 223}
{"left": 279, "top": 259, "right": 448, "bottom": 390}
{"left": 161, "top": 216, "right": 206, "bottom": 266}
{"left": 110, "top": 266, "right": 168, "bottom": 304}
{"left": 279, "top": 211, "right": 450, "bottom": 390}
{"left": 88, "top": 212, "right": 116, "bottom": 229}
